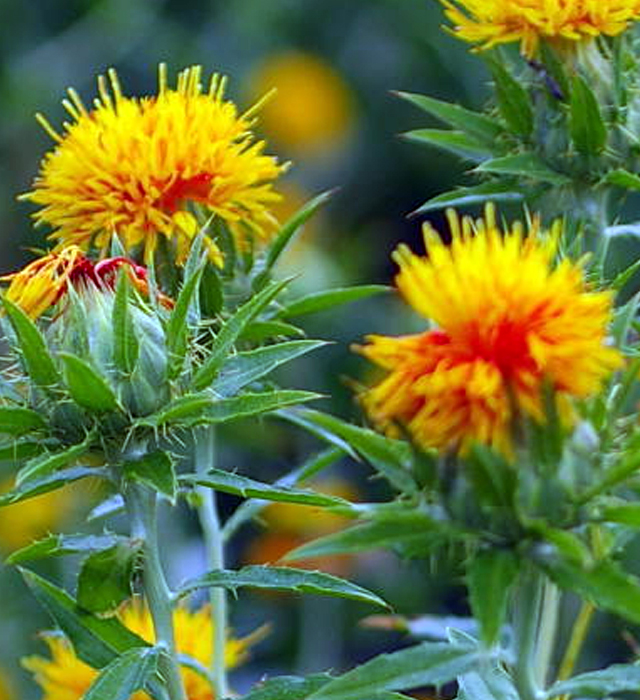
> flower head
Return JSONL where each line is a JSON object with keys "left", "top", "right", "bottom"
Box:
{"left": 22, "top": 65, "right": 286, "bottom": 265}
{"left": 2, "top": 246, "right": 172, "bottom": 320}
{"left": 357, "top": 205, "right": 621, "bottom": 456}
{"left": 441, "top": 0, "right": 640, "bottom": 56}
{"left": 23, "top": 599, "right": 263, "bottom": 700}
{"left": 250, "top": 52, "right": 354, "bottom": 156}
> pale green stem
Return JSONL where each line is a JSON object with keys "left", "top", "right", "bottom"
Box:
{"left": 195, "top": 426, "right": 229, "bottom": 699}
{"left": 514, "top": 568, "right": 544, "bottom": 700}
{"left": 126, "top": 482, "right": 187, "bottom": 700}
{"left": 535, "top": 580, "right": 561, "bottom": 688}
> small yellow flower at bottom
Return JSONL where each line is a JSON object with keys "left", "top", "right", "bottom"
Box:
{"left": 441, "top": 0, "right": 640, "bottom": 56}
{"left": 357, "top": 205, "right": 622, "bottom": 457}
{"left": 23, "top": 599, "right": 264, "bottom": 700}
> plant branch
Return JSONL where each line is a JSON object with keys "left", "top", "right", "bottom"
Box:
{"left": 195, "top": 426, "right": 229, "bottom": 699}
{"left": 125, "top": 481, "right": 187, "bottom": 700}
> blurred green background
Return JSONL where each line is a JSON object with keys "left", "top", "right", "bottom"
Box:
{"left": 4, "top": 2, "right": 632, "bottom": 699}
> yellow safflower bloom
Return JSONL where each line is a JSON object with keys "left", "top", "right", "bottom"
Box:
{"left": 441, "top": 0, "right": 640, "bottom": 56}
{"left": 358, "top": 205, "right": 621, "bottom": 457}
{"left": 250, "top": 52, "right": 354, "bottom": 156}
{"left": 24, "top": 600, "right": 263, "bottom": 700}
{"left": 22, "top": 65, "right": 286, "bottom": 265}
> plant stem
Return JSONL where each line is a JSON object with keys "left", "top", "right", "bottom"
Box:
{"left": 195, "top": 426, "right": 229, "bottom": 699}
{"left": 126, "top": 482, "right": 187, "bottom": 700}
{"left": 513, "top": 567, "right": 561, "bottom": 700}
{"left": 557, "top": 601, "right": 595, "bottom": 684}
{"left": 513, "top": 568, "right": 544, "bottom": 700}
{"left": 535, "top": 580, "right": 561, "bottom": 688}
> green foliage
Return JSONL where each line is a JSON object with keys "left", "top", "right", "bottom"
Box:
{"left": 277, "top": 408, "right": 417, "bottom": 493}
{"left": 210, "top": 340, "right": 327, "bottom": 396}
{"left": 77, "top": 541, "right": 142, "bottom": 614}
{"left": 488, "top": 60, "right": 534, "bottom": 138}
{"left": 305, "top": 641, "right": 480, "bottom": 700}
{"left": 7, "top": 533, "right": 128, "bottom": 565}
{"left": 81, "top": 647, "right": 162, "bottom": 700}
{"left": 569, "top": 75, "right": 607, "bottom": 155}
{"left": 123, "top": 450, "right": 177, "bottom": 502}
{"left": 467, "top": 550, "right": 518, "bottom": 647}
{"left": 277, "top": 286, "right": 390, "bottom": 319}
{"left": 548, "top": 665, "right": 640, "bottom": 698}
{"left": 181, "top": 468, "right": 350, "bottom": 507}
{"left": 1, "top": 296, "right": 61, "bottom": 388}
{"left": 21, "top": 569, "right": 147, "bottom": 669}
{"left": 176, "top": 565, "right": 389, "bottom": 608}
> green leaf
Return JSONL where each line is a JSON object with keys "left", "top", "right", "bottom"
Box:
{"left": 286, "top": 511, "right": 440, "bottom": 560}
{"left": 467, "top": 550, "right": 518, "bottom": 646}
{"left": 306, "top": 642, "right": 479, "bottom": 700}
{"left": 7, "top": 533, "right": 128, "bottom": 565}
{"left": 166, "top": 265, "right": 204, "bottom": 380}
{"left": 0, "top": 406, "right": 46, "bottom": 436}
{"left": 396, "top": 91, "right": 504, "bottom": 144}
{"left": 253, "top": 190, "right": 335, "bottom": 291}
{"left": 0, "top": 466, "right": 107, "bottom": 506}
{"left": 488, "top": 60, "right": 533, "bottom": 138}
{"left": 16, "top": 441, "right": 92, "bottom": 487}
{"left": 112, "top": 272, "right": 139, "bottom": 375}
{"left": 278, "top": 286, "right": 390, "bottom": 319}
{"left": 540, "top": 558, "right": 640, "bottom": 625}
{"left": 181, "top": 468, "right": 350, "bottom": 507}
{"left": 123, "top": 450, "right": 177, "bottom": 502}
{"left": 238, "top": 320, "right": 304, "bottom": 343}
{"left": 191, "top": 278, "right": 290, "bottom": 390}
{"left": 20, "top": 569, "right": 147, "bottom": 668}
{"left": 569, "top": 75, "right": 607, "bottom": 155}
{"left": 476, "top": 154, "right": 570, "bottom": 185}
{"left": 603, "top": 168, "right": 640, "bottom": 191}
{"left": 242, "top": 675, "right": 334, "bottom": 700}
{"left": 82, "top": 646, "right": 162, "bottom": 700}
{"left": 597, "top": 502, "right": 640, "bottom": 527}
{"left": 277, "top": 408, "right": 416, "bottom": 493}
{"left": 0, "top": 438, "right": 45, "bottom": 461}
{"left": 77, "top": 541, "right": 142, "bottom": 614}
{"left": 412, "top": 182, "right": 523, "bottom": 215}
{"left": 211, "top": 340, "right": 327, "bottom": 396}
{"left": 403, "top": 129, "right": 493, "bottom": 161}
{"left": 1, "top": 296, "right": 61, "bottom": 388}
{"left": 140, "top": 390, "right": 320, "bottom": 429}
{"left": 59, "top": 353, "right": 121, "bottom": 413}
{"left": 548, "top": 665, "right": 640, "bottom": 698}
{"left": 177, "top": 565, "right": 389, "bottom": 609}
{"left": 458, "top": 667, "right": 519, "bottom": 700}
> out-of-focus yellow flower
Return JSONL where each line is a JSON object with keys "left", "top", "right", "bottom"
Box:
{"left": 250, "top": 52, "right": 354, "bottom": 156}
{"left": 22, "top": 65, "right": 286, "bottom": 266}
{"left": 24, "top": 599, "right": 263, "bottom": 700}
{"left": 441, "top": 0, "right": 640, "bottom": 56}
{"left": 0, "top": 667, "right": 15, "bottom": 700}
{"left": 2, "top": 246, "right": 173, "bottom": 320}
{"left": 0, "top": 478, "right": 75, "bottom": 551}
{"left": 358, "top": 205, "right": 621, "bottom": 457}
{"left": 244, "top": 477, "right": 358, "bottom": 576}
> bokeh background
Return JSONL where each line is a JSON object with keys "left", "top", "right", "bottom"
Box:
{"left": 1, "top": 2, "right": 633, "bottom": 699}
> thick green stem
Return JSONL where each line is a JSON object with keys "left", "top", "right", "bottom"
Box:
{"left": 126, "top": 482, "right": 187, "bottom": 700}
{"left": 195, "top": 426, "right": 229, "bottom": 699}
{"left": 514, "top": 568, "right": 560, "bottom": 700}
{"left": 514, "top": 568, "right": 544, "bottom": 700}
{"left": 535, "top": 580, "right": 561, "bottom": 688}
